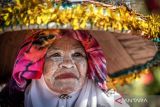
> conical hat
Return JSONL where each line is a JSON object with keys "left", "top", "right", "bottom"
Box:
{"left": 0, "top": 0, "right": 159, "bottom": 86}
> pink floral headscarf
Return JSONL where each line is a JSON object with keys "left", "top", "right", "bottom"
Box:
{"left": 12, "top": 30, "right": 107, "bottom": 91}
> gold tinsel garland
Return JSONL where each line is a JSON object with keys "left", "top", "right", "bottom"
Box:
{"left": 0, "top": 0, "right": 159, "bottom": 39}
{"left": 105, "top": 69, "right": 151, "bottom": 90}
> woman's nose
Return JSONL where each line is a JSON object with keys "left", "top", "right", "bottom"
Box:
{"left": 59, "top": 57, "right": 74, "bottom": 68}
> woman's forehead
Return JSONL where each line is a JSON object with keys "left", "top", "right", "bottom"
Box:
{"left": 49, "top": 36, "right": 83, "bottom": 50}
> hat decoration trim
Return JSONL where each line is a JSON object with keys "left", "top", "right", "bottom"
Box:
{"left": 0, "top": 0, "right": 159, "bottom": 40}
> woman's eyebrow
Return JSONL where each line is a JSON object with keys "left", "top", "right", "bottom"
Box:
{"left": 47, "top": 47, "right": 60, "bottom": 54}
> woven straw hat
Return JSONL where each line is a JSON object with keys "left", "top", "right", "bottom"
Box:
{"left": 0, "top": 0, "right": 159, "bottom": 86}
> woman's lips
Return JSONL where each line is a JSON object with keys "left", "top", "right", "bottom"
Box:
{"left": 55, "top": 73, "right": 78, "bottom": 79}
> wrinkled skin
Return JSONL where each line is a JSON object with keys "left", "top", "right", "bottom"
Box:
{"left": 43, "top": 36, "right": 88, "bottom": 95}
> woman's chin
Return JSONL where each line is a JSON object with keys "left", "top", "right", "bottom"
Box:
{"left": 59, "top": 87, "right": 77, "bottom": 94}
{"left": 51, "top": 79, "right": 81, "bottom": 94}
{"left": 53, "top": 78, "right": 79, "bottom": 86}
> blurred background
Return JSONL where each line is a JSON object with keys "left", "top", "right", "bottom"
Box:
{"left": 116, "top": 66, "right": 160, "bottom": 107}
{"left": 0, "top": 0, "right": 160, "bottom": 106}
{"left": 101, "top": 0, "right": 160, "bottom": 14}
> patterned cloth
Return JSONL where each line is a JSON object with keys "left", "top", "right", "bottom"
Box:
{"left": 12, "top": 30, "right": 107, "bottom": 91}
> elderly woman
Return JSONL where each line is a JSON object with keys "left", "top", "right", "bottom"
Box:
{"left": 1, "top": 30, "right": 129, "bottom": 107}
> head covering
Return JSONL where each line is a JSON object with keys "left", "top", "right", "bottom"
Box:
{"left": 12, "top": 30, "right": 107, "bottom": 91}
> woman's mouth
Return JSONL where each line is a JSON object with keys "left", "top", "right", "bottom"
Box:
{"left": 55, "top": 73, "right": 78, "bottom": 79}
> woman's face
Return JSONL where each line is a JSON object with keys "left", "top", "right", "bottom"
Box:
{"left": 43, "top": 36, "right": 88, "bottom": 94}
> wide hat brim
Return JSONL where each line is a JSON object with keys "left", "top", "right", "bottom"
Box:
{"left": 0, "top": 30, "right": 159, "bottom": 85}
{"left": 0, "top": 0, "right": 160, "bottom": 85}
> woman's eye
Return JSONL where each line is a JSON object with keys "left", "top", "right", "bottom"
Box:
{"left": 72, "top": 52, "right": 83, "bottom": 57}
{"left": 51, "top": 53, "right": 61, "bottom": 57}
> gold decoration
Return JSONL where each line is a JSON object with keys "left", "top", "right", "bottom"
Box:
{"left": 0, "top": 0, "right": 159, "bottom": 39}
{"left": 109, "top": 69, "right": 151, "bottom": 86}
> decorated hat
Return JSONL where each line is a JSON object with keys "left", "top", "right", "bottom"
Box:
{"left": 0, "top": 0, "right": 160, "bottom": 87}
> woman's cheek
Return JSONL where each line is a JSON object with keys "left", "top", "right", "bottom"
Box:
{"left": 75, "top": 59, "right": 88, "bottom": 77}
{"left": 44, "top": 60, "right": 57, "bottom": 75}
